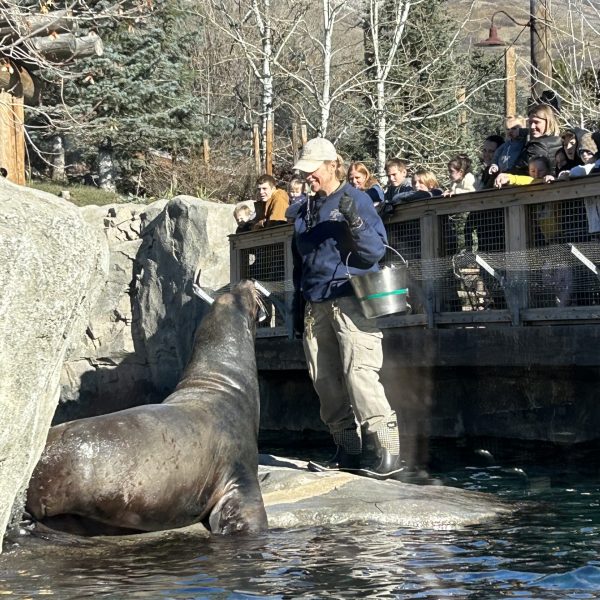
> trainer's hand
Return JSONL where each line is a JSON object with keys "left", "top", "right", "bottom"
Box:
{"left": 338, "top": 193, "right": 363, "bottom": 228}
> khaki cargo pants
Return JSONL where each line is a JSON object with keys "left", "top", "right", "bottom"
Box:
{"left": 303, "top": 295, "right": 396, "bottom": 436}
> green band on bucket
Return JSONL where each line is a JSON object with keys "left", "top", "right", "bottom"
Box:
{"left": 358, "top": 288, "right": 408, "bottom": 301}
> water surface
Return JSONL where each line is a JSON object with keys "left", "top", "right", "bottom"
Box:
{"left": 2, "top": 443, "right": 600, "bottom": 599}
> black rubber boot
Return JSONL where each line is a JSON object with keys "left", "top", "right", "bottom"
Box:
{"left": 357, "top": 419, "right": 405, "bottom": 481}
{"left": 308, "top": 427, "right": 361, "bottom": 473}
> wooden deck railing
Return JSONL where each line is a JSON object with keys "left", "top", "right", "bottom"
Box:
{"left": 229, "top": 176, "right": 600, "bottom": 337}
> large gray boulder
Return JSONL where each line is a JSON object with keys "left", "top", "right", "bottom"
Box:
{"left": 58, "top": 201, "right": 165, "bottom": 420}
{"left": 0, "top": 178, "right": 107, "bottom": 548}
{"left": 133, "top": 195, "right": 235, "bottom": 395}
{"left": 57, "top": 196, "right": 236, "bottom": 420}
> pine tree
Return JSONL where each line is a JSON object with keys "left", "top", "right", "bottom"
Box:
{"left": 30, "top": 0, "right": 206, "bottom": 192}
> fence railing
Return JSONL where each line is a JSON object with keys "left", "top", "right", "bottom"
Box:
{"left": 229, "top": 176, "right": 600, "bottom": 337}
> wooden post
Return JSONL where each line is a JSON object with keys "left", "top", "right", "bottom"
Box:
{"left": 300, "top": 121, "right": 308, "bottom": 146}
{"left": 292, "top": 122, "right": 300, "bottom": 164}
{"left": 0, "top": 90, "right": 25, "bottom": 185}
{"left": 457, "top": 87, "right": 466, "bottom": 126}
{"left": 530, "top": 0, "right": 552, "bottom": 102}
{"left": 253, "top": 124, "right": 261, "bottom": 176}
{"left": 505, "top": 46, "right": 517, "bottom": 117}
{"left": 265, "top": 118, "right": 273, "bottom": 175}
{"left": 202, "top": 138, "right": 210, "bottom": 165}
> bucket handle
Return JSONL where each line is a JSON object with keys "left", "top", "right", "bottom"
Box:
{"left": 345, "top": 244, "right": 407, "bottom": 278}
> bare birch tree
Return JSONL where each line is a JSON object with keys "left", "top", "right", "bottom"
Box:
{"left": 198, "top": 0, "right": 309, "bottom": 169}
{"left": 541, "top": 0, "right": 600, "bottom": 128}
{"left": 363, "top": 0, "right": 411, "bottom": 177}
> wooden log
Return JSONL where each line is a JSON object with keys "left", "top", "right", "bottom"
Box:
{"left": 0, "top": 63, "right": 41, "bottom": 104}
{"left": 18, "top": 66, "right": 38, "bottom": 105}
{"left": 202, "top": 138, "right": 210, "bottom": 164}
{"left": 300, "top": 121, "right": 307, "bottom": 146}
{"left": 253, "top": 124, "right": 261, "bottom": 176}
{"left": 0, "top": 9, "right": 77, "bottom": 39}
{"left": 265, "top": 118, "right": 273, "bottom": 175}
{"left": 0, "top": 63, "right": 19, "bottom": 94}
{"left": 0, "top": 90, "right": 25, "bottom": 185}
{"left": 292, "top": 122, "right": 299, "bottom": 164}
{"left": 505, "top": 46, "right": 517, "bottom": 118}
{"left": 29, "top": 32, "right": 103, "bottom": 61}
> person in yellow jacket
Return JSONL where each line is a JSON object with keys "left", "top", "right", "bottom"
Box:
{"left": 494, "top": 156, "right": 553, "bottom": 188}
{"left": 252, "top": 174, "right": 290, "bottom": 229}
{"left": 495, "top": 156, "right": 561, "bottom": 243}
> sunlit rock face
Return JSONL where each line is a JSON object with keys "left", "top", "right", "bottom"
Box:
{"left": 58, "top": 196, "right": 235, "bottom": 422}
{"left": 0, "top": 178, "right": 107, "bottom": 550}
{"left": 259, "top": 455, "right": 513, "bottom": 529}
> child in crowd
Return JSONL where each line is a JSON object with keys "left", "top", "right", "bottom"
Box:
{"left": 288, "top": 178, "right": 307, "bottom": 205}
{"left": 347, "top": 161, "right": 384, "bottom": 205}
{"left": 557, "top": 132, "right": 598, "bottom": 179}
{"left": 384, "top": 158, "right": 412, "bottom": 202}
{"left": 475, "top": 134, "right": 505, "bottom": 189}
{"left": 233, "top": 203, "right": 255, "bottom": 233}
{"left": 488, "top": 116, "right": 527, "bottom": 176}
{"left": 445, "top": 154, "right": 476, "bottom": 195}
{"left": 494, "top": 156, "right": 553, "bottom": 188}
{"left": 559, "top": 129, "right": 583, "bottom": 172}
{"left": 554, "top": 148, "right": 569, "bottom": 176}
{"left": 285, "top": 178, "right": 308, "bottom": 223}
{"left": 390, "top": 169, "right": 443, "bottom": 205}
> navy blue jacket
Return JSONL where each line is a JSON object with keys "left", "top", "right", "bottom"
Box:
{"left": 365, "top": 183, "right": 384, "bottom": 204}
{"left": 293, "top": 182, "right": 387, "bottom": 302}
{"left": 384, "top": 179, "right": 413, "bottom": 204}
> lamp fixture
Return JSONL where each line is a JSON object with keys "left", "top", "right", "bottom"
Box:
{"left": 475, "top": 10, "right": 532, "bottom": 47}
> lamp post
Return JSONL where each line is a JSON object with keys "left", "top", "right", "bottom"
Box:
{"left": 476, "top": 1, "right": 552, "bottom": 108}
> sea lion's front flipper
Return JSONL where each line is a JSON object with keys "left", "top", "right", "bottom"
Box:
{"left": 208, "top": 482, "right": 268, "bottom": 535}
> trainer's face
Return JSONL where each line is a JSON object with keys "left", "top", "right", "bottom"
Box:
{"left": 304, "top": 161, "right": 338, "bottom": 195}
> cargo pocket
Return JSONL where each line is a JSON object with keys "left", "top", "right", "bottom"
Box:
{"left": 351, "top": 333, "right": 383, "bottom": 371}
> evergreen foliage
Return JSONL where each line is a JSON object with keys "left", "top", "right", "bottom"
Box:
{"left": 357, "top": 0, "right": 478, "bottom": 178}
{"left": 29, "top": 0, "right": 206, "bottom": 192}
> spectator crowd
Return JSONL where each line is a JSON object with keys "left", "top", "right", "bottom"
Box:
{"left": 234, "top": 102, "right": 600, "bottom": 234}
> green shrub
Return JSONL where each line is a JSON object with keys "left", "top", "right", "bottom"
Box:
{"left": 28, "top": 180, "right": 133, "bottom": 207}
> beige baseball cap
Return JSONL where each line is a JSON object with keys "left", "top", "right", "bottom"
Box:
{"left": 294, "top": 137, "right": 337, "bottom": 172}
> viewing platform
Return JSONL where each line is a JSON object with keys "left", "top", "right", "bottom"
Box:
{"left": 230, "top": 177, "right": 600, "bottom": 444}
{"left": 230, "top": 176, "right": 600, "bottom": 369}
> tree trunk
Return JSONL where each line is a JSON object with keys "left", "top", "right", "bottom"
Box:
{"left": 98, "top": 138, "right": 115, "bottom": 192}
{"left": 0, "top": 9, "right": 77, "bottom": 39}
{"left": 259, "top": 0, "right": 273, "bottom": 171}
{"left": 376, "top": 80, "right": 386, "bottom": 180}
{"left": 51, "top": 135, "right": 65, "bottom": 181}
{"left": 320, "top": 0, "right": 334, "bottom": 136}
{"left": 0, "top": 90, "right": 25, "bottom": 185}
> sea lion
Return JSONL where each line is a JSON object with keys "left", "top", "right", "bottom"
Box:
{"left": 26, "top": 280, "right": 268, "bottom": 536}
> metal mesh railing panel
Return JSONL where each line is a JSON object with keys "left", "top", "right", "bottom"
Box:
{"left": 526, "top": 200, "right": 600, "bottom": 307}
{"left": 525, "top": 242, "right": 600, "bottom": 308}
{"left": 527, "top": 199, "right": 591, "bottom": 247}
{"left": 438, "top": 209, "right": 506, "bottom": 311}
{"left": 240, "top": 242, "right": 286, "bottom": 327}
{"left": 385, "top": 219, "right": 421, "bottom": 262}
{"left": 384, "top": 219, "right": 423, "bottom": 313}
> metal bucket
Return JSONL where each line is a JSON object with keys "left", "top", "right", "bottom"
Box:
{"left": 346, "top": 246, "right": 408, "bottom": 319}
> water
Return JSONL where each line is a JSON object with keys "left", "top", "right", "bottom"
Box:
{"left": 2, "top": 442, "right": 600, "bottom": 599}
